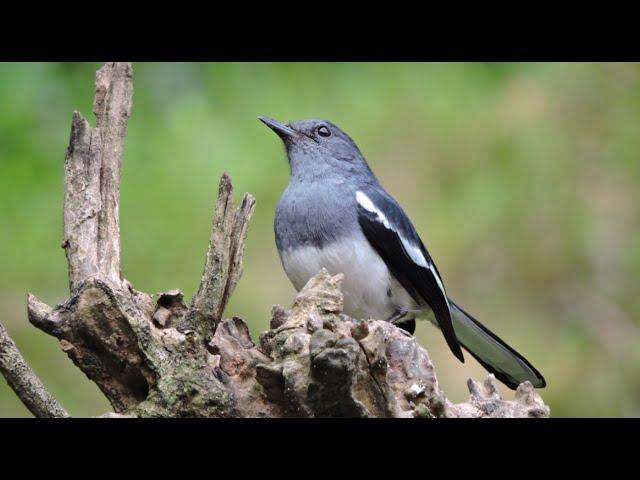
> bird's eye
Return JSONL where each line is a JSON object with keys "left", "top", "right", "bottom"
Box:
{"left": 317, "top": 125, "right": 331, "bottom": 137}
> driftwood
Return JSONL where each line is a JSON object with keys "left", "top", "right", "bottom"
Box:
{"left": 0, "top": 62, "right": 549, "bottom": 418}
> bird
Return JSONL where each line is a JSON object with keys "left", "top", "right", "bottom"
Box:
{"left": 259, "top": 116, "right": 546, "bottom": 390}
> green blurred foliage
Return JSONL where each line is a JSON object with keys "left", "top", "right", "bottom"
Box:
{"left": 1, "top": 62, "right": 639, "bottom": 417}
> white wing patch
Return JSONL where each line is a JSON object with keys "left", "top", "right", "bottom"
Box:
{"left": 356, "top": 190, "right": 428, "bottom": 268}
{"left": 356, "top": 190, "right": 448, "bottom": 299}
{"left": 356, "top": 190, "right": 391, "bottom": 228}
{"left": 429, "top": 263, "right": 447, "bottom": 297}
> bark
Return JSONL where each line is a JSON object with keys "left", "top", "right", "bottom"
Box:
{"left": 0, "top": 62, "right": 550, "bottom": 418}
{"left": 63, "top": 62, "right": 133, "bottom": 292}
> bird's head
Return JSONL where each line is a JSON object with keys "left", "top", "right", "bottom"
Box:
{"left": 259, "top": 116, "right": 372, "bottom": 179}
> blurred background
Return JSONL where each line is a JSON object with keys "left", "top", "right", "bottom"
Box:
{"left": 0, "top": 62, "right": 638, "bottom": 417}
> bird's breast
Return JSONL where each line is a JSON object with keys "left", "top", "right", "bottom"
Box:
{"left": 279, "top": 234, "right": 418, "bottom": 320}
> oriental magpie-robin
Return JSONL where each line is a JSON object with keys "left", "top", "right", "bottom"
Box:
{"left": 259, "top": 116, "right": 545, "bottom": 390}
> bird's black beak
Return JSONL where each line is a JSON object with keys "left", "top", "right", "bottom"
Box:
{"left": 258, "top": 116, "right": 298, "bottom": 140}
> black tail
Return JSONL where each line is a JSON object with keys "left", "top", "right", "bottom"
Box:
{"left": 448, "top": 299, "right": 546, "bottom": 390}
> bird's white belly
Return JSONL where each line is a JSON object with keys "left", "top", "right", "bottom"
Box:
{"left": 280, "top": 236, "right": 417, "bottom": 320}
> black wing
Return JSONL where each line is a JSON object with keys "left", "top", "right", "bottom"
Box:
{"left": 356, "top": 187, "right": 464, "bottom": 362}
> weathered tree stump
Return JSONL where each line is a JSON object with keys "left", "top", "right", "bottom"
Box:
{"left": 0, "top": 62, "right": 549, "bottom": 418}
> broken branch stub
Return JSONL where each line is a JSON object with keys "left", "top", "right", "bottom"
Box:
{"left": 63, "top": 112, "right": 101, "bottom": 291}
{"left": 94, "top": 62, "right": 133, "bottom": 285}
{"left": 183, "top": 173, "right": 256, "bottom": 338}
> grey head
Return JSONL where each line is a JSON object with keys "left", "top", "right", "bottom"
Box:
{"left": 258, "top": 116, "right": 375, "bottom": 181}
